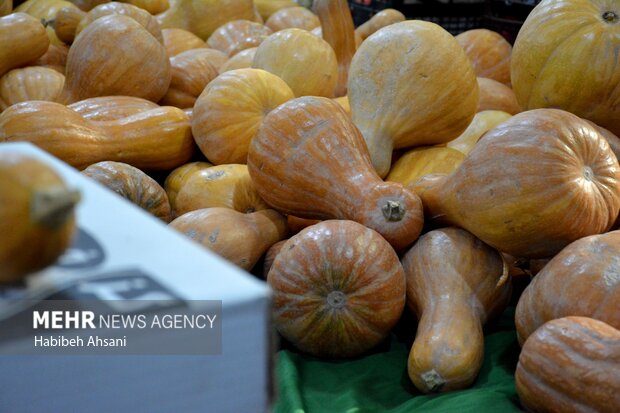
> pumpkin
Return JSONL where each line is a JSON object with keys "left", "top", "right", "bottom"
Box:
{"left": 455, "top": 29, "right": 512, "bottom": 86}
{"left": 123, "top": 0, "right": 168, "bottom": 15}
{"left": 68, "top": 96, "right": 159, "bottom": 121}
{"left": 311, "top": 26, "right": 363, "bottom": 49}
{"left": 156, "top": 0, "right": 255, "bottom": 40}
{"left": 159, "top": 50, "right": 219, "bottom": 109}
{"left": 51, "top": 6, "right": 85, "bottom": 44}
{"left": 69, "top": 0, "right": 105, "bottom": 11}
{"left": 268, "top": 220, "right": 406, "bottom": 358}
{"left": 0, "top": 13, "right": 49, "bottom": 78}
{"left": 355, "top": 9, "right": 404, "bottom": 41}
{"left": 287, "top": 215, "right": 320, "bottom": 235}
{"left": 247, "top": 96, "right": 424, "bottom": 251}
{"left": 446, "top": 110, "right": 512, "bottom": 155}
{"left": 512, "top": 0, "right": 620, "bottom": 136}
{"left": 417, "top": 109, "right": 620, "bottom": 258}
{"left": 174, "top": 163, "right": 269, "bottom": 216}
{"left": 515, "top": 230, "right": 620, "bottom": 345}
{"left": 0, "top": 101, "right": 194, "bottom": 170}
{"left": 82, "top": 161, "right": 171, "bottom": 222}
{"left": 264, "top": 6, "right": 319, "bottom": 32}
{"left": 587, "top": 120, "right": 620, "bottom": 162}
{"left": 516, "top": 316, "right": 620, "bottom": 413}
{"left": 75, "top": 2, "right": 163, "bottom": 42}
{"left": 313, "top": 0, "right": 355, "bottom": 97}
{"left": 16, "top": 0, "right": 79, "bottom": 45}
{"left": 33, "top": 43, "right": 68, "bottom": 74}
{"left": 477, "top": 77, "right": 521, "bottom": 114}
{"left": 252, "top": 28, "right": 338, "bottom": 97}
{"left": 0, "top": 0, "right": 11, "bottom": 16}
{"left": 0, "top": 67, "right": 64, "bottom": 112}
{"left": 162, "top": 28, "right": 206, "bottom": 57}
{"left": 254, "top": 0, "right": 295, "bottom": 20}
{"left": 192, "top": 48, "right": 229, "bottom": 72}
{"left": 0, "top": 152, "right": 80, "bottom": 283}
{"left": 169, "top": 207, "right": 287, "bottom": 271}
{"left": 59, "top": 15, "right": 170, "bottom": 104}
{"left": 219, "top": 47, "right": 257, "bottom": 72}
{"left": 163, "top": 161, "right": 212, "bottom": 215}
{"left": 207, "top": 20, "right": 272, "bottom": 57}
{"left": 262, "top": 238, "right": 285, "bottom": 278}
{"left": 333, "top": 95, "right": 350, "bottom": 114}
{"left": 386, "top": 147, "right": 465, "bottom": 187}
{"left": 348, "top": 21, "right": 479, "bottom": 177}
{"left": 402, "top": 227, "right": 511, "bottom": 393}
{"left": 192, "top": 68, "right": 294, "bottom": 165}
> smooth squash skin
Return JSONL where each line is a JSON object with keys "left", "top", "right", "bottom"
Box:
{"left": 348, "top": 21, "right": 479, "bottom": 177}
{"left": 515, "top": 231, "right": 620, "bottom": 345}
{"left": 476, "top": 77, "right": 521, "bottom": 114}
{"left": 355, "top": 8, "right": 404, "bottom": 40}
{"left": 0, "top": 67, "right": 65, "bottom": 112}
{"left": 75, "top": 2, "right": 163, "bottom": 42}
{"left": 247, "top": 96, "right": 424, "bottom": 251}
{"left": 51, "top": 6, "right": 85, "bottom": 44}
{"left": 511, "top": 0, "right": 620, "bottom": 136}
{"left": 0, "top": 101, "right": 194, "bottom": 171}
{"left": 169, "top": 207, "right": 287, "bottom": 271}
{"left": 446, "top": 110, "right": 512, "bottom": 155}
{"left": 68, "top": 96, "right": 159, "bottom": 121}
{"left": 207, "top": 20, "right": 272, "bottom": 57}
{"left": 402, "top": 227, "right": 511, "bottom": 393}
{"left": 82, "top": 161, "right": 171, "bottom": 222}
{"left": 219, "top": 47, "right": 257, "bottom": 72}
{"left": 418, "top": 109, "right": 620, "bottom": 258}
{"left": 0, "top": 153, "right": 80, "bottom": 283}
{"left": 163, "top": 161, "right": 213, "bottom": 217}
{"left": 159, "top": 50, "right": 219, "bottom": 109}
{"left": 386, "top": 147, "right": 465, "bottom": 187}
{"left": 268, "top": 220, "right": 406, "bottom": 358}
{"left": 0, "top": 13, "right": 50, "bottom": 78}
{"left": 33, "top": 43, "right": 69, "bottom": 74}
{"left": 264, "top": 6, "right": 319, "bottom": 32}
{"left": 516, "top": 317, "right": 620, "bottom": 413}
{"left": 456, "top": 29, "right": 512, "bottom": 86}
{"left": 161, "top": 28, "right": 206, "bottom": 56}
{"left": 16, "top": 0, "right": 79, "bottom": 45}
{"left": 191, "top": 68, "right": 295, "bottom": 165}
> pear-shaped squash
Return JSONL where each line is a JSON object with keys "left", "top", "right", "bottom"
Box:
{"left": 0, "top": 13, "right": 49, "bottom": 78}
{"left": 355, "top": 8, "right": 404, "bottom": 40}
{"left": 247, "top": 96, "right": 424, "bottom": 251}
{"left": 207, "top": 20, "right": 272, "bottom": 57}
{"left": 264, "top": 6, "right": 319, "bottom": 32}
{"left": 0, "top": 67, "right": 65, "bottom": 111}
{"left": 268, "top": 220, "right": 406, "bottom": 358}
{"left": 348, "top": 21, "right": 479, "bottom": 177}
{"left": 162, "top": 28, "right": 206, "bottom": 57}
{"left": 160, "top": 50, "right": 219, "bottom": 109}
{"left": 418, "top": 109, "right": 620, "bottom": 258}
{"left": 477, "top": 77, "right": 521, "bottom": 114}
{"left": 456, "top": 29, "right": 512, "bottom": 86}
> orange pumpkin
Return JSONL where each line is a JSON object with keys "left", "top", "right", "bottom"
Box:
{"left": 455, "top": 29, "right": 512, "bottom": 86}
{"left": 51, "top": 6, "right": 85, "bottom": 44}
{"left": 159, "top": 50, "right": 219, "bottom": 109}
{"left": 0, "top": 13, "right": 49, "bottom": 78}
{"left": 75, "top": 2, "right": 163, "bottom": 42}
{"left": 0, "top": 67, "right": 65, "bottom": 111}
{"left": 264, "top": 6, "right": 319, "bottom": 32}
{"left": 268, "top": 220, "right": 406, "bottom": 358}
{"left": 355, "top": 8, "right": 404, "bottom": 40}
{"left": 476, "top": 77, "right": 521, "bottom": 114}
{"left": 162, "top": 28, "right": 206, "bottom": 56}
{"left": 219, "top": 47, "right": 257, "bottom": 72}
{"left": 207, "top": 20, "right": 272, "bottom": 57}
{"left": 164, "top": 161, "right": 212, "bottom": 215}
{"left": 33, "top": 43, "right": 69, "bottom": 74}
{"left": 68, "top": 96, "right": 159, "bottom": 121}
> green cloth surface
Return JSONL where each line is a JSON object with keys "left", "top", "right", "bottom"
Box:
{"left": 274, "top": 307, "right": 522, "bottom": 413}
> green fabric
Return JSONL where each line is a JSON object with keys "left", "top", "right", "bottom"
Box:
{"left": 274, "top": 307, "right": 522, "bottom": 413}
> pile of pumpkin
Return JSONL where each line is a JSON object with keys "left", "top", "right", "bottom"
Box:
{"left": 1, "top": 0, "right": 619, "bottom": 410}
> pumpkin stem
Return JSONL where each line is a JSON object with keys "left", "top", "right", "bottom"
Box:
{"left": 420, "top": 369, "right": 446, "bottom": 392}
{"left": 602, "top": 11, "right": 619, "bottom": 23}
{"left": 31, "top": 188, "right": 81, "bottom": 229}
{"left": 326, "top": 291, "right": 347, "bottom": 309}
{"left": 382, "top": 200, "right": 405, "bottom": 222}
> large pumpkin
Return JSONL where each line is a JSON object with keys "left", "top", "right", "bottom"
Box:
{"left": 207, "top": 20, "right": 272, "bottom": 57}
{"left": 511, "top": 0, "right": 620, "bottom": 136}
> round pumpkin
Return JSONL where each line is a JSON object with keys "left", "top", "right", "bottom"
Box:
{"left": 207, "top": 20, "right": 272, "bottom": 57}
{"left": 219, "top": 47, "right": 257, "bottom": 72}
{"left": 456, "top": 29, "right": 512, "bottom": 86}
{"left": 511, "top": 0, "right": 620, "bottom": 136}
{"left": 161, "top": 28, "right": 206, "bottom": 57}
{"left": 75, "top": 2, "right": 163, "bottom": 42}
{"left": 0, "top": 66, "right": 64, "bottom": 111}
{"left": 476, "top": 77, "right": 521, "bottom": 114}
{"left": 268, "top": 220, "right": 406, "bottom": 358}
{"left": 264, "top": 6, "right": 319, "bottom": 32}
{"left": 164, "top": 161, "right": 212, "bottom": 215}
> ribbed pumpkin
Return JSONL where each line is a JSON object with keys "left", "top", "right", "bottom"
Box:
{"left": 516, "top": 317, "right": 620, "bottom": 413}
{"left": 515, "top": 230, "right": 620, "bottom": 345}
{"left": 82, "top": 161, "right": 171, "bottom": 222}
{"left": 512, "top": 0, "right": 620, "bottom": 136}
{"left": 455, "top": 29, "right": 512, "bottom": 86}
{"left": 403, "top": 227, "right": 511, "bottom": 393}
{"left": 247, "top": 96, "right": 424, "bottom": 251}
{"left": 348, "top": 21, "right": 479, "bottom": 177}
{"left": 192, "top": 68, "right": 295, "bottom": 165}
{"left": 0, "top": 13, "right": 49, "bottom": 78}
{"left": 355, "top": 8, "right": 404, "bottom": 40}
{"left": 161, "top": 28, "right": 206, "bottom": 57}
{"left": 268, "top": 220, "right": 406, "bottom": 358}
{"left": 0, "top": 67, "right": 65, "bottom": 111}
{"left": 159, "top": 50, "right": 219, "bottom": 109}
{"left": 219, "top": 47, "right": 257, "bottom": 72}
{"left": 0, "top": 152, "right": 80, "bottom": 283}
{"left": 207, "top": 20, "right": 272, "bottom": 57}
{"left": 446, "top": 110, "right": 512, "bottom": 155}
{"left": 417, "top": 109, "right": 620, "bottom": 258}
{"left": 264, "top": 6, "right": 319, "bottom": 32}
{"left": 386, "top": 147, "right": 465, "bottom": 187}
{"left": 75, "top": 2, "right": 163, "bottom": 42}
{"left": 252, "top": 28, "right": 338, "bottom": 98}
{"left": 163, "top": 161, "right": 212, "bottom": 215}
{"left": 68, "top": 96, "right": 159, "bottom": 121}
{"left": 476, "top": 77, "right": 521, "bottom": 114}
{"left": 59, "top": 15, "right": 170, "bottom": 104}
{"left": 170, "top": 207, "right": 287, "bottom": 271}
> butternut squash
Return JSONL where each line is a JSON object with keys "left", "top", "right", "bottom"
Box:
{"left": 68, "top": 96, "right": 159, "bottom": 121}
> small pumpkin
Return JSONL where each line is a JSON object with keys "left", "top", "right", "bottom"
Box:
{"left": 516, "top": 316, "right": 620, "bottom": 413}
{"left": 162, "top": 28, "right": 206, "bottom": 57}
{"left": 252, "top": 28, "right": 338, "bottom": 97}
{"left": 219, "top": 47, "right": 257, "bottom": 72}
{"left": 455, "top": 29, "right": 512, "bottom": 86}
{"left": 446, "top": 110, "right": 512, "bottom": 155}
{"left": 265, "top": 6, "right": 319, "bottom": 32}
{"left": 386, "top": 147, "right": 465, "bottom": 187}
{"left": 174, "top": 164, "right": 269, "bottom": 216}
{"left": 169, "top": 207, "right": 287, "bottom": 271}
{"left": 477, "top": 77, "right": 521, "bottom": 114}
{"left": 247, "top": 96, "right": 424, "bottom": 251}
{"left": 417, "top": 109, "right": 620, "bottom": 258}
{"left": 0, "top": 152, "right": 80, "bottom": 283}
{"left": 59, "top": 15, "right": 171, "bottom": 104}
{"left": 159, "top": 50, "right": 219, "bottom": 109}
{"left": 207, "top": 20, "right": 272, "bottom": 57}
{"left": 163, "top": 161, "right": 212, "bottom": 215}
{"left": 268, "top": 220, "right": 406, "bottom": 358}
{"left": 33, "top": 43, "right": 68, "bottom": 74}
{"left": 192, "top": 68, "right": 295, "bottom": 165}
{"left": 75, "top": 2, "right": 163, "bottom": 42}
{"left": 82, "top": 161, "right": 171, "bottom": 222}
{"left": 348, "top": 21, "right": 479, "bottom": 177}
{"left": 402, "top": 227, "right": 511, "bottom": 393}
{"left": 16, "top": 0, "right": 80, "bottom": 45}
{"left": 355, "top": 8, "right": 404, "bottom": 41}
{"left": 515, "top": 230, "right": 620, "bottom": 345}
{"left": 51, "top": 6, "right": 85, "bottom": 44}
{"left": 0, "top": 13, "right": 49, "bottom": 78}
{"left": 68, "top": 96, "right": 159, "bottom": 121}
{"left": 0, "top": 67, "right": 65, "bottom": 112}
